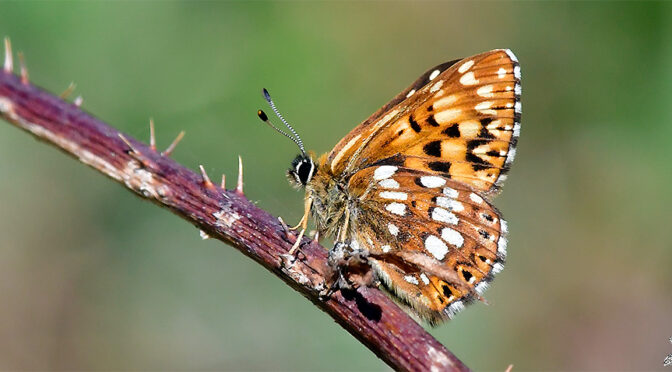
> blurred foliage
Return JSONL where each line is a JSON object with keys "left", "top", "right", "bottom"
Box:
{"left": 1, "top": 2, "right": 671, "bottom": 370}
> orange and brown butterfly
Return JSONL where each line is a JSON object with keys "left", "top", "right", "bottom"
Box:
{"left": 257, "top": 49, "right": 520, "bottom": 325}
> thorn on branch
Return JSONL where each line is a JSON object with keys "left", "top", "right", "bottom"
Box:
{"left": 60, "top": 82, "right": 76, "bottom": 99}
{"left": 4, "top": 37, "right": 13, "bottom": 73}
{"left": 277, "top": 216, "right": 295, "bottom": 239}
{"left": 199, "top": 165, "right": 216, "bottom": 190}
{"left": 236, "top": 155, "right": 244, "bottom": 195}
{"left": 149, "top": 118, "right": 156, "bottom": 152}
{"left": 18, "top": 52, "right": 28, "bottom": 84}
{"left": 117, "top": 133, "right": 138, "bottom": 154}
{"left": 162, "top": 130, "right": 185, "bottom": 157}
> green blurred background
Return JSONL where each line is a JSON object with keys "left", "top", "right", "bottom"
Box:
{"left": 1, "top": 2, "right": 671, "bottom": 371}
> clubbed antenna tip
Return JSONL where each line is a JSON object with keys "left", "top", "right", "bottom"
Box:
{"left": 258, "top": 88, "right": 306, "bottom": 155}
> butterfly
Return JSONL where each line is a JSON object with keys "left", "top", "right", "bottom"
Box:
{"left": 258, "top": 49, "right": 520, "bottom": 325}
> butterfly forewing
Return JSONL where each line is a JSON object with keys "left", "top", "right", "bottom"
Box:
{"left": 326, "top": 49, "right": 521, "bottom": 196}
{"left": 345, "top": 166, "right": 507, "bottom": 323}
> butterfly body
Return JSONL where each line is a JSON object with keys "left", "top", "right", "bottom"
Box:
{"left": 280, "top": 49, "right": 520, "bottom": 325}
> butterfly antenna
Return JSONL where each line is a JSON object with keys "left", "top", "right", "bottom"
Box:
{"left": 257, "top": 109, "right": 304, "bottom": 153}
{"left": 261, "top": 88, "right": 306, "bottom": 155}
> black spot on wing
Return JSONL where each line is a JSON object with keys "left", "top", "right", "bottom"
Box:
{"left": 461, "top": 269, "right": 473, "bottom": 283}
{"left": 426, "top": 115, "right": 440, "bottom": 127}
{"left": 480, "top": 117, "right": 493, "bottom": 126}
{"left": 478, "top": 126, "right": 495, "bottom": 139}
{"left": 423, "top": 140, "right": 442, "bottom": 157}
{"left": 409, "top": 115, "right": 421, "bottom": 132}
{"left": 466, "top": 139, "right": 492, "bottom": 171}
{"left": 428, "top": 161, "right": 451, "bottom": 173}
{"left": 442, "top": 124, "right": 460, "bottom": 138}
{"left": 442, "top": 285, "right": 454, "bottom": 298}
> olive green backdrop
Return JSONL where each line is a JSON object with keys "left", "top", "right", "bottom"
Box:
{"left": 1, "top": 2, "right": 671, "bottom": 371}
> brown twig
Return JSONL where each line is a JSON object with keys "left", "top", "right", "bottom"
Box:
{"left": 0, "top": 38, "right": 470, "bottom": 372}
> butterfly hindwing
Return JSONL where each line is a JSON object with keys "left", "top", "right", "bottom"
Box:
{"left": 326, "top": 49, "right": 521, "bottom": 196}
{"left": 345, "top": 166, "right": 507, "bottom": 323}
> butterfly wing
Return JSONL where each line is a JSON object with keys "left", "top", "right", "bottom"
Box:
{"left": 325, "top": 49, "right": 521, "bottom": 196}
{"left": 345, "top": 166, "right": 507, "bottom": 324}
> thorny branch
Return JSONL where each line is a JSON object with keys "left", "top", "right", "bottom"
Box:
{"left": 0, "top": 38, "right": 470, "bottom": 372}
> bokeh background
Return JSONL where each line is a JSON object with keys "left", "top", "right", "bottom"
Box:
{"left": 1, "top": 2, "right": 671, "bottom": 371}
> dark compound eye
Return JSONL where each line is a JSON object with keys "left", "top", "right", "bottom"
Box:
{"left": 296, "top": 160, "right": 314, "bottom": 184}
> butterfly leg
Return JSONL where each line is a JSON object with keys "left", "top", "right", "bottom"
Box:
{"left": 287, "top": 228, "right": 305, "bottom": 255}
{"left": 290, "top": 196, "right": 312, "bottom": 230}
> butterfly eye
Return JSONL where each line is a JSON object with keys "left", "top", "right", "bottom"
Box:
{"left": 296, "top": 159, "right": 315, "bottom": 184}
{"left": 288, "top": 155, "right": 316, "bottom": 187}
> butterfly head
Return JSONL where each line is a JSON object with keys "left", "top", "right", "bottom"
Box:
{"left": 257, "top": 88, "right": 315, "bottom": 188}
{"left": 288, "top": 153, "right": 316, "bottom": 188}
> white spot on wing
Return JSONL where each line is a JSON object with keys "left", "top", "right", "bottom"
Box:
{"left": 492, "top": 262, "right": 505, "bottom": 274}
{"left": 382, "top": 244, "right": 391, "bottom": 253}
{"left": 443, "top": 187, "right": 458, "bottom": 198}
{"left": 446, "top": 300, "right": 465, "bottom": 318}
{"left": 404, "top": 275, "right": 419, "bottom": 285}
{"left": 434, "top": 95, "right": 457, "bottom": 109}
{"left": 434, "top": 108, "right": 461, "bottom": 123}
{"left": 420, "top": 273, "right": 430, "bottom": 285}
{"left": 475, "top": 281, "right": 489, "bottom": 295}
{"left": 477, "top": 85, "right": 494, "bottom": 98}
{"left": 459, "top": 71, "right": 478, "bottom": 85}
{"left": 441, "top": 227, "right": 464, "bottom": 248}
{"left": 469, "top": 193, "right": 484, "bottom": 204}
{"left": 458, "top": 60, "right": 474, "bottom": 73}
{"left": 380, "top": 191, "right": 407, "bottom": 200}
{"left": 374, "top": 165, "right": 397, "bottom": 180}
{"left": 406, "top": 89, "right": 416, "bottom": 98}
{"left": 432, "top": 207, "right": 458, "bottom": 225}
{"left": 378, "top": 178, "right": 399, "bottom": 189}
{"left": 386, "top": 202, "right": 406, "bottom": 215}
{"left": 475, "top": 101, "right": 496, "bottom": 115}
{"left": 430, "top": 80, "right": 443, "bottom": 93}
{"left": 505, "top": 147, "right": 517, "bottom": 166}
{"left": 497, "top": 236, "right": 508, "bottom": 257}
{"left": 429, "top": 69, "right": 441, "bottom": 80}
{"left": 436, "top": 196, "right": 464, "bottom": 212}
{"left": 425, "top": 235, "right": 448, "bottom": 260}
{"left": 497, "top": 67, "right": 507, "bottom": 78}
{"left": 420, "top": 176, "right": 446, "bottom": 188}
{"left": 388, "top": 223, "right": 399, "bottom": 236}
